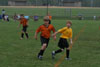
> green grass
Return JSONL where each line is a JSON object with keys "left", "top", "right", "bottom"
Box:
{"left": 0, "top": 19, "right": 100, "bottom": 67}
{"left": 0, "top": 8, "right": 100, "bottom": 67}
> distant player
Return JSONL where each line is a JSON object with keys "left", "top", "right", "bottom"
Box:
{"left": 48, "top": 13, "right": 52, "bottom": 24}
{"left": 34, "top": 16, "right": 56, "bottom": 60}
{"left": 52, "top": 21, "right": 73, "bottom": 60}
{"left": 18, "top": 14, "right": 29, "bottom": 40}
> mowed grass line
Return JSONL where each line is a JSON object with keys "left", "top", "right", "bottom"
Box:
{"left": 54, "top": 24, "right": 87, "bottom": 67}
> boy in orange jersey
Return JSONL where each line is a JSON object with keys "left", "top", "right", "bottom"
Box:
{"left": 52, "top": 21, "right": 73, "bottom": 60}
{"left": 18, "top": 14, "right": 29, "bottom": 39}
{"left": 34, "top": 16, "right": 56, "bottom": 60}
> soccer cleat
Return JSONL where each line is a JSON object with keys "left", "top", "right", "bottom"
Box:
{"left": 65, "top": 58, "right": 72, "bottom": 60}
{"left": 38, "top": 55, "right": 43, "bottom": 60}
{"left": 52, "top": 51, "right": 55, "bottom": 59}
{"left": 20, "top": 38, "right": 23, "bottom": 40}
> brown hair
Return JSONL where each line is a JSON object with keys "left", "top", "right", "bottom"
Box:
{"left": 43, "top": 16, "right": 50, "bottom": 21}
{"left": 20, "top": 14, "right": 24, "bottom": 17}
{"left": 67, "top": 20, "right": 72, "bottom": 26}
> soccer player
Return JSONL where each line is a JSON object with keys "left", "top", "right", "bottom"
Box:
{"left": 18, "top": 14, "right": 29, "bottom": 40}
{"left": 52, "top": 21, "right": 73, "bottom": 60}
{"left": 48, "top": 13, "right": 52, "bottom": 24}
{"left": 34, "top": 16, "right": 56, "bottom": 60}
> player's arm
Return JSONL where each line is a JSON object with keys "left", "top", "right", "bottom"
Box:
{"left": 18, "top": 22, "right": 21, "bottom": 28}
{"left": 51, "top": 26, "right": 56, "bottom": 40}
{"left": 26, "top": 19, "right": 29, "bottom": 26}
{"left": 67, "top": 38, "right": 73, "bottom": 50}
{"left": 34, "top": 26, "right": 41, "bottom": 40}
{"left": 34, "top": 32, "right": 38, "bottom": 40}
{"left": 52, "top": 31, "right": 59, "bottom": 37}
{"left": 52, "top": 27, "right": 66, "bottom": 37}
{"left": 18, "top": 19, "right": 22, "bottom": 28}
{"left": 67, "top": 30, "right": 73, "bottom": 50}
{"left": 69, "top": 29, "right": 73, "bottom": 45}
{"left": 70, "top": 38, "right": 73, "bottom": 45}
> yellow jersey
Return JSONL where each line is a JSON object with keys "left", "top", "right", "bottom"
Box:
{"left": 58, "top": 27, "right": 72, "bottom": 39}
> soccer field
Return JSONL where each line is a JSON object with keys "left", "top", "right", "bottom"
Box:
{"left": 0, "top": 19, "right": 100, "bottom": 67}
{"left": 1, "top": 7, "right": 100, "bottom": 19}
{"left": 0, "top": 8, "right": 100, "bottom": 67}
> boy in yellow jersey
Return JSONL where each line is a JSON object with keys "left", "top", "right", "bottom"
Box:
{"left": 52, "top": 21, "right": 73, "bottom": 60}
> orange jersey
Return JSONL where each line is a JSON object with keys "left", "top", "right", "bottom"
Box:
{"left": 36, "top": 24, "right": 55, "bottom": 39}
{"left": 20, "top": 18, "right": 28, "bottom": 26}
{"left": 49, "top": 16, "right": 52, "bottom": 20}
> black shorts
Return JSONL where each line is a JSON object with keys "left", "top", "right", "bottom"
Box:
{"left": 58, "top": 38, "right": 69, "bottom": 49}
{"left": 40, "top": 36, "right": 50, "bottom": 47}
{"left": 22, "top": 26, "right": 28, "bottom": 32}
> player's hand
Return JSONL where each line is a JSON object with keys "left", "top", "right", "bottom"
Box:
{"left": 70, "top": 41, "right": 73, "bottom": 45}
{"left": 67, "top": 47, "right": 70, "bottom": 50}
{"left": 34, "top": 36, "right": 38, "bottom": 40}
{"left": 52, "top": 32, "right": 58, "bottom": 37}
{"left": 52, "top": 33, "right": 56, "bottom": 37}
{"left": 53, "top": 36, "right": 56, "bottom": 41}
{"left": 67, "top": 44, "right": 73, "bottom": 50}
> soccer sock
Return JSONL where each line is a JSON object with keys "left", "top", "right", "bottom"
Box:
{"left": 21, "top": 33, "right": 24, "bottom": 38}
{"left": 55, "top": 49, "right": 62, "bottom": 54}
{"left": 66, "top": 50, "right": 70, "bottom": 58}
{"left": 41, "top": 50, "right": 45, "bottom": 56}
{"left": 38, "top": 50, "right": 45, "bottom": 56}
{"left": 25, "top": 33, "right": 29, "bottom": 38}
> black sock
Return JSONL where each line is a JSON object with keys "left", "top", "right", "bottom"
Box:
{"left": 25, "top": 33, "right": 29, "bottom": 38}
{"left": 55, "top": 49, "right": 62, "bottom": 54}
{"left": 38, "top": 50, "right": 45, "bottom": 56}
{"left": 21, "top": 33, "right": 24, "bottom": 38}
{"left": 66, "top": 50, "right": 70, "bottom": 58}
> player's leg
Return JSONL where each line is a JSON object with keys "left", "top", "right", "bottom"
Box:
{"left": 65, "top": 40, "right": 71, "bottom": 60}
{"left": 38, "top": 36, "right": 49, "bottom": 60}
{"left": 38, "top": 43, "right": 47, "bottom": 58}
{"left": 52, "top": 38, "right": 65, "bottom": 59}
{"left": 24, "top": 26, "right": 29, "bottom": 39}
{"left": 20, "top": 26, "right": 24, "bottom": 39}
{"left": 65, "top": 49, "right": 70, "bottom": 60}
{"left": 25, "top": 32, "right": 29, "bottom": 39}
{"left": 21, "top": 30, "right": 24, "bottom": 40}
{"left": 52, "top": 49, "right": 64, "bottom": 59}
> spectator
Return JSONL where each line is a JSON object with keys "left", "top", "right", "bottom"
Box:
{"left": 4, "top": 14, "right": 9, "bottom": 22}
{"left": 24, "top": 16, "right": 29, "bottom": 20}
{"left": 2, "top": 9, "right": 5, "bottom": 20}
{"left": 13, "top": 13, "right": 18, "bottom": 22}
{"left": 34, "top": 14, "right": 38, "bottom": 21}
{"left": 0, "top": 15, "right": 2, "bottom": 20}
{"left": 93, "top": 16, "right": 96, "bottom": 20}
